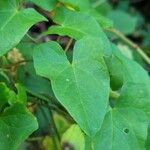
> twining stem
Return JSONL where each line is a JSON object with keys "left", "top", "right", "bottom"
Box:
{"left": 92, "top": 0, "right": 106, "bottom": 8}
{"left": 109, "top": 89, "right": 120, "bottom": 100}
{"left": 47, "top": 105, "right": 61, "bottom": 141}
{"left": 3, "top": 60, "right": 32, "bottom": 69}
{"left": 65, "top": 38, "right": 73, "bottom": 52}
{"left": 106, "top": 28, "right": 150, "bottom": 65}
{"left": 26, "top": 33, "right": 38, "bottom": 43}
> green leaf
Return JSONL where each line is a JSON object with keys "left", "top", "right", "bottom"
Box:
{"left": 0, "top": 0, "right": 21, "bottom": 20}
{"left": 0, "top": 0, "right": 47, "bottom": 56}
{"left": 61, "top": 124, "right": 85, "bottom": 150}
{"left": 107, "top": 10, "right": 138, "bottom": 35}
{"left": 46, "top": 7, "right": 112, "bottom": 56}
{"left": 93, "top": 44, "right": 150, "bottom": 150}
{"left": 15, "top": 83, "right": 27, "bottom": 104}
{"left": 29, "top": 0, "right": 57, "bottom": 11}
{"left": 2, "top": 83, "right": 27, "bottom": 105}
{"left": 33, "top": 36, "right": 110, "bottom": 136}
{"left": 0, "top": 103, "right": 38, "bottom": 150}
{"left": 46, "top": 7, "right": 103, "bottom": 39}
{"left": 0, "top": 82, "right": 38, "bottom": 149}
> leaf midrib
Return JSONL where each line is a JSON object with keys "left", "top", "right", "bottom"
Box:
{"left": 0, "top": 9, "right": 18, "bottom": 31}
{"left": 72, "top": 65, "right": 91, "bottom": 133}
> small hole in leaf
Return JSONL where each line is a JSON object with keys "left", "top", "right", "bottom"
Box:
{"left": 62, "top": 142, "right": 74, "bottom": 150}
{"left": 124, "top": 128, "right": 129, "bottom": 134}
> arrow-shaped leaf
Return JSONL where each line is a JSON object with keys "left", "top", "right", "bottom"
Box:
{"left": 93, "top": 44, "right": 150, "bottom": 150}
{"left": 0, "top": 0, "right": 46, "bottom": 56}
{"left": 33, "top": 36, "right": 110, "bottom": 136}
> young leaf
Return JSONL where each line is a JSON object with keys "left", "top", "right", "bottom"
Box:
{"left": 93, "top": 44, "right": 150, "bottom": 150}
{"left": 0, "top": 103, "right": 38, "bottom": 150}
{"left": 8, "top": 84, "right": 27, "bottom": 105}
{"left": 15, "top": 83, "right": 27, "bottom": 104}
{"left": 0, "top": 0, "right": 47, "bottom": 56}
{"left": 33, "top": 36, "right": 110, "bottom": 136}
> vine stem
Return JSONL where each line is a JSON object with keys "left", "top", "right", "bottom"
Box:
{"left": 106, "top": 28, "right": 150, "bottom": 65}
{"left": 65, "top": 38, "right": 73, "bottom": 52}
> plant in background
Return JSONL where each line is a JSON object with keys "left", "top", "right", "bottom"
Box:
{"left": 0, "top": 0, "right": 150, "bottom": 150}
